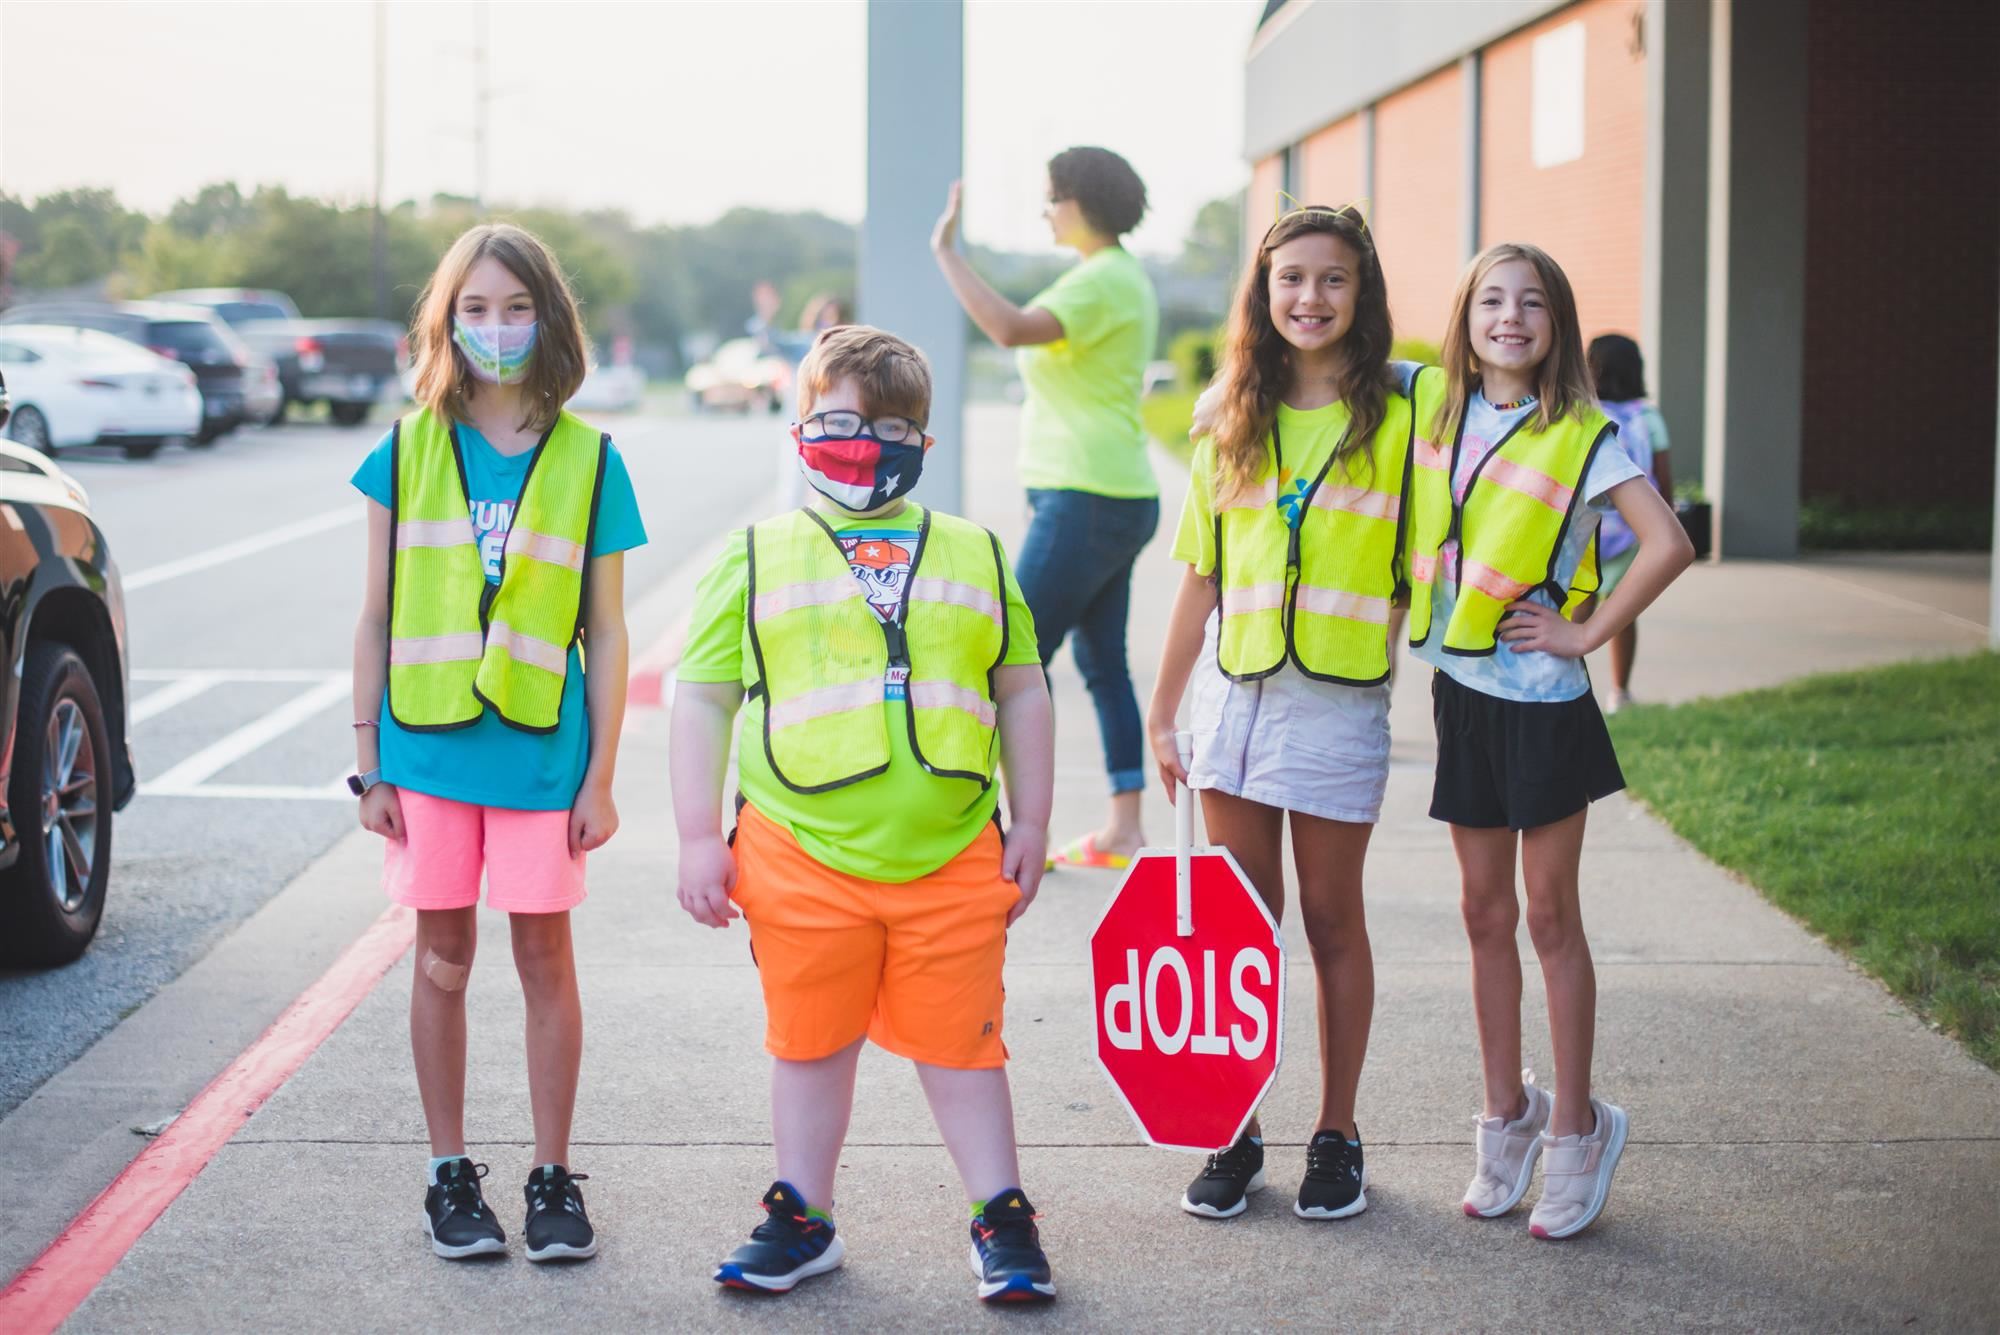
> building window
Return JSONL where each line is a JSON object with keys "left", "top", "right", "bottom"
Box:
{"left": 1281, "top": 142, "right": 1300, "bottom": 202}
{"left": 1531, "top": 20, "right": 1586, "bottom": 168}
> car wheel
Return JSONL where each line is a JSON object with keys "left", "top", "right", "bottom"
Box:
{"left": 122, "top": 439, "right": 163, "bottom": 460}
{"left": 190, "top": 425, "right": 221, "bottom": 446}
{"left": 0, "top": 643, "right": 114, "bottom": 967}
{"left": 8, "top": 405, "right": 53, "bottom": 456}
{"left": 329, "top": 401, "right": 370, "bottom": 427}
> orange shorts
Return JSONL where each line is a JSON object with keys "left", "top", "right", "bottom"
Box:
{"left": 729, "top": 802, "right": 1020, "bottom": 1069}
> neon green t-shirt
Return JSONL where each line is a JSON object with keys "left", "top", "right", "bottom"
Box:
{"left": 677, "top": 504, "right": 1042, "bottom": 883}
{"left": 1018, "top": 245, "right": 1160, "bottom": 499}
{"left": 1171, "top": 401, "right": 1359, "bottom": 574}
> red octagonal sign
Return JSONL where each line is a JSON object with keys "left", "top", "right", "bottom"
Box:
{"left": 1089, "top": 845, "right": 1286, "bottom": 1154}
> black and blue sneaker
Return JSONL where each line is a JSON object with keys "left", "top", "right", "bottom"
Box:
{"left": 714, "top": 1181, "right": 845, "bottom": 1293}
{"left": 524, "top": 1165, "right": 598, "bottom": 1261}
{"left": 422, "top": 1158, "right": 507, "bottom": 1259}
{"left": 1294, "top": 1128, "right": 1368, "bottom": 1220}
{"left": 969, "top": 1189, "right": 1055, "bottom": 1303}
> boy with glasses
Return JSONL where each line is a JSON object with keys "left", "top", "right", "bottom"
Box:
{"left": 671, "top": 325, "right": 1059, "bottom": 1302}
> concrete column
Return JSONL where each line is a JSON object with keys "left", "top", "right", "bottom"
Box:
{"left": 861, "top": 0, "right": 964, "bottom": 511}
{"left": 1639, "top": 0, "right": 1709, "bottom": 490}
{"left": 1360, "top": 105, "right": 1377, "bottom": 207}
{"left": 1460, "top": 52, "right": 1482, "bottom": 259}
{"left": 1701, "top": 0, "right": 1807, "bottom": 558}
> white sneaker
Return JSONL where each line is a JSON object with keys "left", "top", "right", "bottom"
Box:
{"left": 1529, "top": 1097, "right": 1629, "bottom": 1239}
{"left": 1462, "top": 1070, "right": 1551, "bottom": 1218}
{"left": 1604, "top": 688, "right": 1634, "bottom": 715}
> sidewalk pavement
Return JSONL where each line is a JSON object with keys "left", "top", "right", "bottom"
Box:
{"left": 40, "top": 405, "right": 2000, "bottom": 1330}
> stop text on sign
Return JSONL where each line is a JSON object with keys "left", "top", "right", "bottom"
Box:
{"left": 1101, "top": 945, "right": 1273, "bottom": 1059}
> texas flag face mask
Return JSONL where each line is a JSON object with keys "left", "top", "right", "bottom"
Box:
{"left": 796, "top": 433, "right": 928, "bottom": 512}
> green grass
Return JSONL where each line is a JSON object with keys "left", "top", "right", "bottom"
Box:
{"left": 1609, "top": 653, "right": 2000, "bottom": 1069}
{"left": 1141, "top": 389, "right": 1198, "bottom": 464}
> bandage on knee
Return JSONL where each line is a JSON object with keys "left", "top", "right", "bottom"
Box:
{"left": 421, "top": 949, "right": 469, "bottom": 991}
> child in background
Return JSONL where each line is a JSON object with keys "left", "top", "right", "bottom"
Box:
{"left": 671, "top": 326, "right": 1059, "bottom": 1302}
{"left": 351, "top": 222, "right": 647, "bottom": 1262}
{"left": 1405, "top": 243, "right": 1693, "bottom": 1239}
{"left": 1148, "top": 204, "right": 1411, "bottom": 1222}
{"left": 1584, "top": 333, "right": 1676, "bottom": 712}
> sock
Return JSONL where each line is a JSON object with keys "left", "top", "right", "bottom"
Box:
{"left": 805, "top": 1205, "right": 833, "bottom": 1223}
{"left": 534, "top": 1163, "right": 565, "bottom": 1180}
{"left": 972, "top": 1188, "right": 1028, "bottom": 1218}
{"left": 1248, "top": 1136, "right": 1264, "bottom": 1147}
{"left": 428, "top": 1155, "right": 463, "bottom": 1185}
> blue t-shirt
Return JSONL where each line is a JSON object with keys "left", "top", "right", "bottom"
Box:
{"left": 352, "top": 422, "right": 648, "bottom": 809}
{"left": 1412, "top": 394, "right": 1643, "bottom": 704}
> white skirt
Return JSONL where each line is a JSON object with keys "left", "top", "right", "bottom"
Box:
{"left": 1185, "top": 613, "right": 1392, "bottom": 824}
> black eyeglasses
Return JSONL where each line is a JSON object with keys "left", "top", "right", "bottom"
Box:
{"left": 799, "top": 410, "right": 926, "bottom": 446}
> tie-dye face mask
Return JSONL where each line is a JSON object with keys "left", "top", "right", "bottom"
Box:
{"left": 452, "top": 319, "right": 537, "bottom": 384}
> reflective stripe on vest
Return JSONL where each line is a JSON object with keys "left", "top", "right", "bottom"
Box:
{"left": 744, "top": 505, "right": 1009, "bottom": 794}
{"left": 1212, "top": 396, "right": 1411, "bottom": 685}
{"left": 1404, "top": 368, "right": 1610, "bottom": 655}
{"left": 387, "top": 407, "right": 606, "bottom": 733}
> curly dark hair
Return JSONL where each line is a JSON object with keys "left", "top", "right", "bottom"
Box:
{"left": 1047, "top": 146, "right": 1148, "bottom": 238}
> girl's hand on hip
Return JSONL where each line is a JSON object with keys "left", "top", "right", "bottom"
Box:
{"left": 1498, "top": 600, "right": 1595, "bottom": 658}
{"left": 931, "top": 180, "right": 964, "bottom": 253}
{"left": 569, "top": 781, "right": 619, "bottom": 858}
{"left": 676, "top": 833, "right": 740, "bottom": 928}
{"left": 1002, "top": 824, "right": 1046, "bottom": 924}
{"left": 359, "top": 784, "right": 404, "bottom": 840}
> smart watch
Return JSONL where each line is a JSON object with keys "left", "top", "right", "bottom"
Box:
{"left": 347, "top": 768, "right": 382, "bottom": 797}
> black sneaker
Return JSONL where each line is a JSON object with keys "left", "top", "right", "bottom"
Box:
{"left": 713, "top": 1181, "right": 845, "bottom": 1293}
{"left": 423, "top": 1158, "right": 507, "bottom": 1259}
{"left": 1295, "top": 1129, "right": 1368, "bottom": 1219}
{"left": 524, "top": 1165, "right": 598, "bottom": 1261}
{"left": 1181, "top": 1135, "right": 1265, "bottom": 1218}
{"left": 969, "top": 1189, "right": 1055, "bottom": 1303}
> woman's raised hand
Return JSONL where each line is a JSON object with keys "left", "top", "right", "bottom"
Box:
{"left": 931, "top": 180, "right": 964, "bottom": 253}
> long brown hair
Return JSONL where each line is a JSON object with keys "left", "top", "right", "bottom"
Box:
{"left": 1432, "top": 242, "right": 1595, "bottom": 444}
{"left": 1209, "top": 204, "right": 1394, "bottom": 505}
{"left": 410, "top": 223, "right": 589, "bottom": 433}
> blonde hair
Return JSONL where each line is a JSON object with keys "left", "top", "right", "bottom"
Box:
{"left": 1432, "top": 242, "right": 1595, "bottom": 444}
{"left": 795, "top": 324, "right": 932, "bottom": 423}
{"left": 410, "top": 223, "right": 589, "bottom": 433}
{"left": 1209, "top": 204, "right": 1395, "bottom": 506}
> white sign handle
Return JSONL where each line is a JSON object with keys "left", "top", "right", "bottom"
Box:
{"left": 1174, "top": 730, "right": 1194, "bottom": 938}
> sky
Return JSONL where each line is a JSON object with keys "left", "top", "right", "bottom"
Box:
{"left": 0, "top": 0, "right": 1257, "bottom": 255}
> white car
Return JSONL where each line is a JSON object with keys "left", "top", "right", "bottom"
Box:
{"left": 0, "top": 325, "right": 202, "bottom": 459}
{"left": 569, "top": 363, "right": 647, "bottom": 413}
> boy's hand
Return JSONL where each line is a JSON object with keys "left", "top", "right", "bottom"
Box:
{"left": 1002, "top": 824, "right": 1047, "bottom": 925}
{"left": 1498, "top": 600, "right": 1596, "bottom": 658}
{"left": 569, "top": 779, "right": 618, "bottom": 858}
{"left": 931, "top": 180, "right": 964, "bottom": 253}
{"left": 677, "top": 833, "right": 741, "bottom": 928}
{"left": 358, "top": 783, "right": 404, "bottom": 841}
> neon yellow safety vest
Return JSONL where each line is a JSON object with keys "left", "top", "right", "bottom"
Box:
{"left": 1406, "top": 368, "right": 1611, "bottom": 655}
{"left": 387, "top": 407, "right": 606, "bottom": 733}
{"left": 744, "top": 505, "right": 1010, "bottom": 794}
{"left": 1213, "top": 398, "right": 1411, "bottom": 685}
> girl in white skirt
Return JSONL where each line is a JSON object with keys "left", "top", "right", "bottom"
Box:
{"left": 1147, "top": 204, "right": 1416, "bottom": 1223}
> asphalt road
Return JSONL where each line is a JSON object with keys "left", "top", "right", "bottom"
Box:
{"left": 0, "top": 403, "right": 782, "bottom": 1116}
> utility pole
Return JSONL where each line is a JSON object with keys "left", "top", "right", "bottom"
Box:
{"left": 372, "top": 1, "right": 389, "bottom": 319}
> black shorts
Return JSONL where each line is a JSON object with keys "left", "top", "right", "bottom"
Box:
{"left": 1429, "top": 669, "right": 1625, "bottom": 831}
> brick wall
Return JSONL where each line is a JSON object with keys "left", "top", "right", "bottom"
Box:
{"left": 1478, "top": 0, "right": 1647, "bottom": 344}
{"left": 1298, "top": 115, "right": 1364, "bottom": 208}
{"left": 1374, "top": 64, "right": 1466, "bottom": 348}
{"left": 1799, "top": 0, "right": 2000, "bottom": 511}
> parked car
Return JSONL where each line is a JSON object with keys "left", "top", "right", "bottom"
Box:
{"left": 686, "top": 338, "right": 791, "bottom": 413}
{"left": 0, "top": 301, "right": 261, "bottom": 443}
{"left": 0, "top": 325, "right": 203, "bottom": 458}
{"left": 235, "top": 318, "right": 406, "bottom": 426}
{"left": 148, "top": 287, "right": 302, "bottom": 327}
{"left": 569, "top": 362, "right": 647, "bottom": 413}
{"left": 0, "top": 369, "right": 138, "bottom": 966}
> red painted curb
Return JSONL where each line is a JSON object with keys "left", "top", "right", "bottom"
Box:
{"left": 0, "top": 905, "right": 416, "bottom": 1335}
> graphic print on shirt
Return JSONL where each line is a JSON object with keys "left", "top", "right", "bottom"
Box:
{"left": 836, "top": 529, "right": 921, "bottom": 702}
{"left": 471, "top": 498, "right": 515, "bottom": 580}
{"left": 1275, "top": 465, "right": 1311, "bottom": 529}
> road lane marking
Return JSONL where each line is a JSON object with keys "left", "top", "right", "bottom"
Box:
{"left": 141, "top": 676, "right": 352, "bottom": 796}
{"left": 123, "top": 507, "right": 363, "bottom": 592}
{"left": 129, "top": 676, "right": 221, "bottom": 725}
{"left": 0, "top": 905, "right": 416, "bottom": 1335}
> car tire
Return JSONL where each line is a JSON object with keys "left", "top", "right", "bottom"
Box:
{"left": 329, "top": 401, "right": 370, "bottom": 427}
{"left": 190, "top": 426, "right": 221, "bottom": 447}
{"left": 122, "top": 439, "right": 163, "bottom": 460}
{"left": 0, "top": 642, "right": 115, "bottom": 967}
{"left": 8, "top": 405, "right": 54, "bottom": 456}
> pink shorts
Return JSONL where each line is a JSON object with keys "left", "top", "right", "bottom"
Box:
{"left": 384, "top": 790, "right": 586, "bottom": 915}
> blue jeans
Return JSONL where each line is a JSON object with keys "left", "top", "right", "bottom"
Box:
{"left": 1013, "top": 489, "right": 1161, "bottom": 795}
